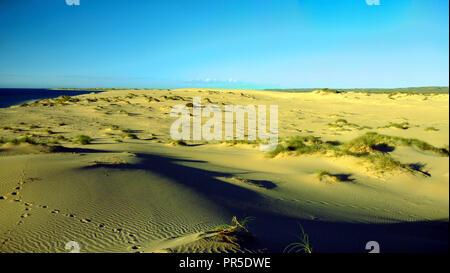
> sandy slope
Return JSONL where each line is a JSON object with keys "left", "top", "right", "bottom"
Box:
{"left": 0, "top": 88, "right": 448, "bottom": 253}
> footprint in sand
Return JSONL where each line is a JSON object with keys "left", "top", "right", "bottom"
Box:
{"left": 20, "top": 213, "right": 31, "bottom": 218}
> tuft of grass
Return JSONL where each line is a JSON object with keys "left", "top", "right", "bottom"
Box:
{"left": 343, "top": 132, "right": 448, "bottom": 156}
{"left": 268, "top": 132, "right": 448, "bottom": 174}
{"left": 56, "top": 135, "right": 68, "bottom": 141}
{"left": 328, "top": 119, "right": 372, "bottom": 131}
{"left": 314, "top": 88, "right": 342, "bottom": 94}
{"left": 108, "top": 125, "right": 120, "bottom": 130}
{"left": 334, "top": 119, "right": 348, "bottom": 124}
{"left": 364, "top": 153, "right": 405, "bottom": 171}
{"left": 316, "top": 170, "right": 332, "bottom": 181}
{"left": 208, "top": 216, "right": 255, "bottom": 248}
{"left": 73, "top": 135, "right": 93, "bottom": 145}
{"left": 125, "top": 93, "right": 138, "bottom": 99}
{"left": 268, "top": 136, "right": 338, "bottom": 158}
{"left": 0, "top": 136, "right": 38, "bottom": 145}
{"left": 315, "top": 170, "right": 353, "bottom": 183}
{"left": 167, "top": 139, "right": 187, "bottom": 146}
{"left": 221, "top": 139, "right": 263, "bottom": 146}
{"left": 147, "top": 97, "right": 160, "bottom": 102}
{"left": 284, "top": 224, "right": 312, "bottom": 254}
{"left": 54, "top": 95, "right": 79, "bottom": 104}
{"left": 381, "top": 122, "right": 410, "bottom": 130}
{"left": 124, "top": 133, "right": 138, "bottom": 139}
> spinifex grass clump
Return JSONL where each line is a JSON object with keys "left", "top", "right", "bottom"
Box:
{"left": 167, "top": 139, "right": 187, "bottom": 146}
{"left": 53, "top": 95, "right": 80, "bottom": 104}
{"left": 268, "top": 135, "right": 338, "bottom": 157}
{"left": 328, "top": 119, "right": 372, "bottom": 131}
{"left": 425, "top": 127, "right": 439, "bottom": 132}
{"left": 73, "top": 135, "right": 93, "bottom": 145}
{"left": 344, "top": 132, "right": 449, "bottom": 156}
{"left": 316, "top": 170, "right": 342, "bottom": 183}
{"left": 220, "top": 139, "right": 264, "bottom": 145}
{"left": 269, "top": 132, "right": 448, "bottom": 173}
{"left": 124, "top": 133, "right": 138, "bottom": 139}
{"left": 284, "top": 224, "right": 312, "bottom": 254}
{"left": 380, "top": 122, "right": 410, "bottom": 130}
{"left": 0, "top": 136, "right": 38, "bottom": 145}
{"left": 208, "top": 216, "right": 255, "bottom": 248}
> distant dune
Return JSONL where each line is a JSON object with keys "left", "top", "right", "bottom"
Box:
{"left": 265, "top": 86, "right": 450, "bottom": 94}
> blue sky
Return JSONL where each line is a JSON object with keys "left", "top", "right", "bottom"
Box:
{"left": 0, "top": 0, "right": 448, "bottom": 89}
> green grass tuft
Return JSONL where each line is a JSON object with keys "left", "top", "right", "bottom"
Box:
{"left": 0, "top": 136, "right": 38, "bottom": 145}
{"left": 73, "top": 135, "right": 93, "bottom": 145}
{"left": 284, "top": 224, "right": 312, "bottom": 254}
{"left": 268, "top": 132, "right": 448, "bottom": 173}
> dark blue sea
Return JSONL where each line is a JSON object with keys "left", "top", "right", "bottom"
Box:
{"left": 0, "top": 88, "right": 104, "bottom": 108}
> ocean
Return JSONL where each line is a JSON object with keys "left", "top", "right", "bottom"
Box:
{"left": 0, "top": 88, "right": 104, "bottom": 108}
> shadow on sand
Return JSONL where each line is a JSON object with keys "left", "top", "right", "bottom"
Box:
{"left": 81, "top": 151, "right": 448, "bottom": 253}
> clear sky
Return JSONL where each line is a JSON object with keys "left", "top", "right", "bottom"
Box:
{"left": 0, "top": 0, "right": 448, "bottom": 89}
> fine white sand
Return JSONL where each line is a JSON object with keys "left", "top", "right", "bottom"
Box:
{"left": 0, "top": 89, "right": 448, "bottom": 252}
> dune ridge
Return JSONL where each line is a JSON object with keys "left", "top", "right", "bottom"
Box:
{"left": 0, "top": 88, "right": 448, "bottom": 253}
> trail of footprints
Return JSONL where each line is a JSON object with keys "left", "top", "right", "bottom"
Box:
{"left": 0, "top": 172, "right": 143, "bottom": 252}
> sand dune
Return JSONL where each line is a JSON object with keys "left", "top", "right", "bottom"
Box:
{"left": 0, "top": 89, "right": 448, "bottom": 253}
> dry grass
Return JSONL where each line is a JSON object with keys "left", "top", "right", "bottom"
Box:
{"left": 208, "top": 216, "right": 255, "bottom": 248}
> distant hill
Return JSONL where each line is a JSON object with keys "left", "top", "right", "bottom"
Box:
{"left": 265, "top": 86, "right": 449, "bottom": 94}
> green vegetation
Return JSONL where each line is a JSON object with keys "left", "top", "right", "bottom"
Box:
{"left": 327, "top": 119, "right": 372, "bottom": 131}
{"left": 314, "top": 88, "right": 342, "bottom": 94}
{"left": 284, "top": 224, "right": 312, "bottom": 254}
{"left": 345, "top": 132, "right": 448, "bottom": 156}
{"left": 73, "top": 135, "right": 93, "bottom": 145}
{"left": 316, "top": 170, "right": 334, "bottom": 181}
{"left": 53, "top": 95, "right": 80, "bottom": 104}
{"left": 166, "top": 95, "right": 185, "bottom": 101}
{"left": 167, "top": 139, "right": 187, "bottom": 146}
{"left": 425, "top": 127, "right": 439, "bottom": 132}
{"left": 56, "top": 135, "right": 68, "bottom": 141}
{"left": 315, "top": 170, "right": 354, "bottom": 183}
{"left": 147, "top": 97, "right": 160, "bottom": 102}
{"left": 380, "top": 122, "right": 410, "bottom": 130}
{"left": 268, "top": 132, "right": 448, "bottom": 173}
{"left": 125, "top": 93, "right": 138, "bottom": 99}
{"left": 220, "top": 139, "right": 264, "bottom": 145}
{"left": 0, "top": 136, "right": 38, "bottom": 145}
{"left": 124, "top": 133, "right": 138, "bottom": 139}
